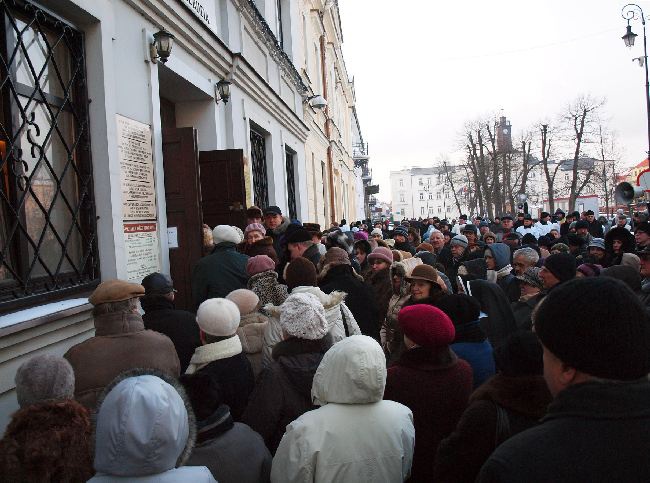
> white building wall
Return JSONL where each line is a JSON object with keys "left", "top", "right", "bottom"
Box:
{"left": 0, "top": 0, "right": 314, "bottom": 431}
{"left": 390, "top": 168, "right": 468, "bottom": 221}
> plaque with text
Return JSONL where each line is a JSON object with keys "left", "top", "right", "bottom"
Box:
{"left": 124, "top": 222, "right": 161, "bottom": 282}
{"left": 117, "top": 114, "right": 156, "bottom": 220}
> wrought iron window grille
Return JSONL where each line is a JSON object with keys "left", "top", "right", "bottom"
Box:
{"left": 250, "top": 128, "right": 269, "bottom": 209}
{"left": 285, "top": 147, "right": 296, "bottom": 221}
{"left": 0, "top": 0, "right": 98, "bottom": 310}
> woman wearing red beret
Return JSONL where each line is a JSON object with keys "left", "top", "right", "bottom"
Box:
{"left": 384, "top": 304, "right": 473, "bottom": 483}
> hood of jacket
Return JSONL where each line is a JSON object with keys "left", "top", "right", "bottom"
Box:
{"left": 93, "top": 368, "right": 196, "bottom": 477}
{"left": 285, "top": 285, "right": 346, "bottom": 310}
{"left": 312, "top": 335, "right": 386, "bottom": 406}
{"left": 266, "top": 286, "right": 347, "bottom": 333}
{"left": 389, "top": 258, "right": 423, "bottom": 296}
{"left": 469, "top": 280, "right": 517, "bottom": 336}
{"left": 94, "top": 311, "right": 145, "bottom": 336}
{"left": 318, "top": 261, "right": 364, "bottom": 283}
{"left": 605, "top": 226, "right": 636, "bottom": 252}
{"left": 326, "top": 230, "right": 354, "bottom": 254}
{"left": 268, "top": 217, "right": 290, "bottom": 236}
{"left": 486, "top": 243, "right": 511, "bottom": 270}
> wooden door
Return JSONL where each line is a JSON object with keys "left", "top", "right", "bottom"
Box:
{"left": 162, "top": 127, "right": 202, "bottom": 311}
{"left": 199, "top": 149, "right": 246, "bottom": 229}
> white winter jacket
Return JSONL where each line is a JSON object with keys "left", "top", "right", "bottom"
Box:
{"left": 261, "top": 286, "right": 361, "bottom": 368}
{"left": 271, "top": 335, "right": 415, "bottom": 483}
{"left": 88, "top": 371, "right": 216, "bottom": 483}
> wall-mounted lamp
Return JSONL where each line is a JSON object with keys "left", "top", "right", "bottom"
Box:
{"left": 304, "top": 94, "right": 327, "bottom": 109}
{"left": 150, "top": 28, "right": 175, "bottom": 64}
{"left": 216, "top": 79, "right": 232, "bottom": 104}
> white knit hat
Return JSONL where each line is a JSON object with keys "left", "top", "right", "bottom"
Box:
{"left": 226, "top": 289, "right": 260, "bottom": 316}
{"left": 371, "top": 228, "right": 383, "bottom": 238}
{"left": 280, "top": 292, "right": 328, "bottom": 340}
{"left": 196, "top": 298, "right": 241, "bottom": 336}
{"left": 212, "top": 225, "right": 241, "bottom": 245}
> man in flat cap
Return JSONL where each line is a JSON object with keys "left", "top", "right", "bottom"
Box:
{"left": 64, "top": 279, "right": 180, "bottom": 410}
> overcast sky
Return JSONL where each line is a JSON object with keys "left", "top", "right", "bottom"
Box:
{"left": 338, "top": 0, "right": 649, "bottom": 202}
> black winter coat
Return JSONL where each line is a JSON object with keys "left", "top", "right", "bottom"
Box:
{"left": 477, "top": 380, "right": 650, "bottom": 482}
{"left": 469, "top": 280, "right": 518, "bottom": 348}
{"left": 141, "top": 296, "right": 201, "bottom": 373}
{"left": 394, "top": 240, "right": 416, "bottom": 255}
{"left": 366, "top": 267, "right": 393, "bottom": 324}
{"left": 510, "top": 294, "right": 542, "bottom": 331}
{"left": 496, "top": 273, "right": 520, "bottom": 303}
{"left": 241, "top": 336, "right": 332, "bottom": 454}
{"left": 195, "top": 352, "right": 255, "bottom": 422}
{"left": 319, "top": 264, "right": 380, "bottom": 341}
{"left": 434, "top": 374, "right": 551, "bottom": 483}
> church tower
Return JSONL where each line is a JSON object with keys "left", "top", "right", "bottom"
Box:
{"left": 496, "top": 116, "right": 512, "bottom": 153}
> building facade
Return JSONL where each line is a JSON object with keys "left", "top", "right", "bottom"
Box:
{"left": 390, "top": 167, "right": 469, "bottom": 221}
{"left": 0, "top": 0, "right": 366, "bottom": 429}
{"left": 300, "top": 0, "right": 363, "bottom": 227}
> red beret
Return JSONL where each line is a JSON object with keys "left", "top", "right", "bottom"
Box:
{"left": 398, "top": 304, "right": 455, "bottom": 349}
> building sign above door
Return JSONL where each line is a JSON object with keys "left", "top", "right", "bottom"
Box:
{"left": 180, "top": 0, "right": 211, "bottom": 27}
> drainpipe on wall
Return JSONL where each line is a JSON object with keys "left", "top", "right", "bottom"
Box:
{"left": 321, "top": 33, "right": 336, "bottom": 224}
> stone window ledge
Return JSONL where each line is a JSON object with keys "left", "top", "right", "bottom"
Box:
{"left": 0, "top": 297, "right": 92, "bottom": 337}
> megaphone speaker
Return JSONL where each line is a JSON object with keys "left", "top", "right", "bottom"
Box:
{"left": 615, "top": 182, "right": 645, "bottom": 204}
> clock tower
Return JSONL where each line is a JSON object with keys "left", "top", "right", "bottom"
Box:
{"left": 496, "top": 116, "right": 512, "bottom": 153}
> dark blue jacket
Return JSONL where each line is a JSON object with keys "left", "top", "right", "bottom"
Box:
{"left": 451, "top": 340, "right": 495, "bottom": 389}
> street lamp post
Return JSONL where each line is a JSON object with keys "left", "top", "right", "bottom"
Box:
{"left": 622, "top": 4, "right": 650, "bottom": 158}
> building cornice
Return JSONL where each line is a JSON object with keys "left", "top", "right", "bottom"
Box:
{"left": 233, "top": 0, "right": 308, "bottom": 94}
{"left": 123, "top": 0, "right": 309, "bottom": 139}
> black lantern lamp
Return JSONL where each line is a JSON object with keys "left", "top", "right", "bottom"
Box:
{"left": 216, "top": 79, "right": 232, "bottom": 104}
{"left": 151, "top": 28, "right": 175, "bottom": 64}
{"left": 623, "top": 23, "right": 638, "bottom": 48}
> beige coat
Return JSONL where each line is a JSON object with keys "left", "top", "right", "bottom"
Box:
{"left": 64, "top": 312, "right": 180, "bottom": 410}
{"left": 237, "top": 312, "right": 269, "bottom": 378}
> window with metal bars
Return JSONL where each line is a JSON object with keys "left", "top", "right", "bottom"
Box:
{"left": 250, "top": 127, "right": 269, "bottom": 209}
{"left": 285, "top": 146, "right": 296, "bottom": 220}
{"left": 0, "top": 0, "right": 97, "bottom": 310}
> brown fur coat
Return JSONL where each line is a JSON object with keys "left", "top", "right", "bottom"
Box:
{"left": 0, "top": 399, "right": 94, "bottom": 482}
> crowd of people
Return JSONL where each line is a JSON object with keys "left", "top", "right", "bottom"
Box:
{"left": 2, "top": 204, "right": 650, "bottom": 482}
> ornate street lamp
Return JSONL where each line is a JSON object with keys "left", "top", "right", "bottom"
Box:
{"left": 622, "top": 4, "right": 650, "bottom": 158}
{"left": 216, "top": 79, "right": 232, "bottom": 104}
{"left": 150, "top": 28, "right": 175, "bottom": 64}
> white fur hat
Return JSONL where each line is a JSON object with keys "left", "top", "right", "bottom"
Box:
{"left": 196, "top": 298, "right": 241, "bottom": 336}
{"left": 280, "top": 292, "right": 328, "bottom": 340}
{"left": 226, "top": 289, "right": 260, "bottom": 316}
{"left": 212, "top": 225, "right": 241, "bottom": 245}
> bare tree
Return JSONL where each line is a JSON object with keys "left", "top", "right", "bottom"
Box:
{"left": 592, "top": 124, "right": 622, "bottom": 216}
{"left": 539, "top": 123, "right": 561, "bottom": 213}
{"left": 440, "top": 157, "right": 464, "bottom": 216}
{"left": 561, "top": 95, "right": 606, "bottom": 209}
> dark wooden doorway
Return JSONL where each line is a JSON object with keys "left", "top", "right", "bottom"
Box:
{"left": 162, "top": 127, "right": 202, "bottom": 311}
{"left": 199, "top": 149, "right": 246, "bottom": 230}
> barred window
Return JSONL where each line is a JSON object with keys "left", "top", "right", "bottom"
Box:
{"left": 0, "top": 1, "right": 97, "bottom": 310}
